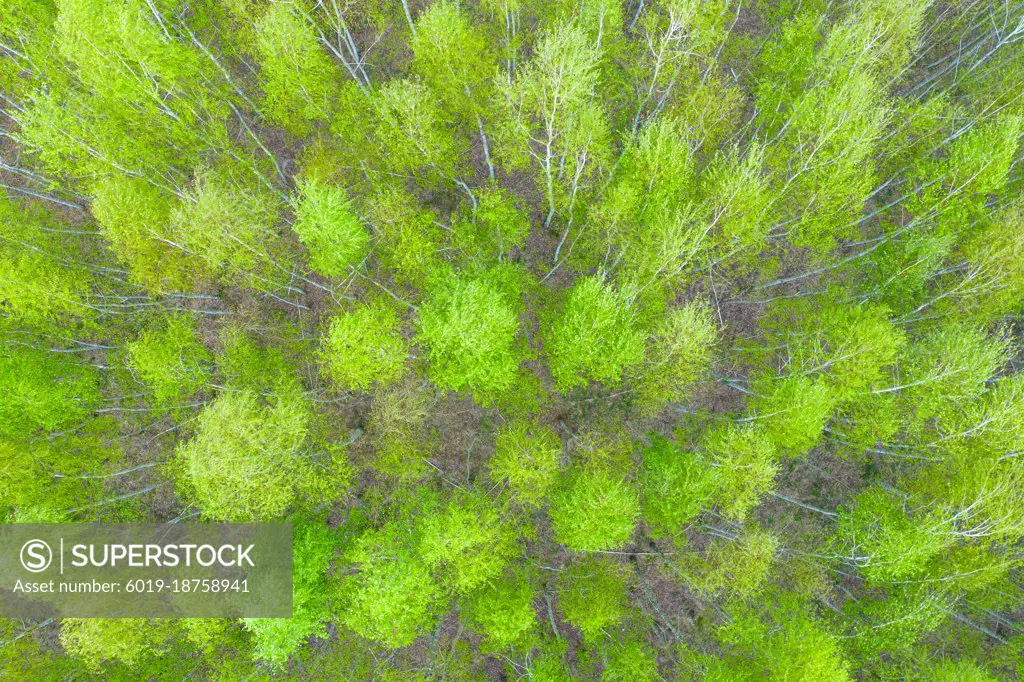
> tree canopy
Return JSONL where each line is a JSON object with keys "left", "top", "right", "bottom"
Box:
{"left": 1, "top": 0, "right": 1023, "bottom": 678}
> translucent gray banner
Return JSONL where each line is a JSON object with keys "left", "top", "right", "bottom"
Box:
{"left": 0, "top": 524, "right": 292, "bottom": 618}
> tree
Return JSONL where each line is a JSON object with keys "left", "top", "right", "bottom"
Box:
{"left": 373, "top": 79, "right": 461, "bottom": 181}
{"left": 556, "top": 556, "right": 630, "bottom": 641}
{"left": 908, "top": 114, "right": 1022, "bottom": 237}
{"left": 18, "top": 0, "right": 227, "bottom": 184}
{"left": 451, "top": 187, "right": 531, "bottom": 262}
{"left": 549, "top": 466, "right": 640, "bottom": 552}
{"left": 366, "top": 379, "right": 433, "bottom": 481}
{"left": 254, "top": 1, "right": 341, "bottom": 135}
{"left": 291, "top": 179, "right": 370, "bottom": 278}
{"left": 411, "top": 0, "right": 495, "bottom": 165}
{"left": 0, "top": 197, "right": 97, "bottom": 328}
{"left": 718, "top": 594, "right": 853, "bottom": 681}
{"left": 954, "top": 199, "right": 1024, "bottom": 321}
{"left": 748, "top": 375, "right": 836, "bottom": 456}
{"left": 588, "top": 116, "right": 706, "bottom": 294}
{"left": 836, "top": 486, "right": 955, "bottom": 584}
{"left": 702, "top": 141, "right": 774, "bottom": 270}
{"left": 525, "top": 638, "right": 574, "bottom": 681}
{"left": 319, "top": 302, "right": 408, "bottom": 392}
{"left": 600, "top": 635, "right": 660, "bottom": 682}
{"left": 632, "top": 301, "right": 718, "bottom": 413}
{"left": 895, "top": 323, "right": 1008, "bottom": 431}
{"left": 703, "top": 424, "right": 778, "bottom": 521}
{"left": 126, "top": 315, "right": 211, "bottom": 406}
{"left": 418, "top": 491, "right": 513, "bottom": 594}
{"left": 89, "top": 175, "right": 193, "bottom": 292}
{"left": 775, "top": 301, "right": 907, "bottom": 406}
{"left": 489, "top": 418, "right": 562, "bottom": 506}
{"left": 640, "top": 435, "right": 718, "bottom": 538}
{"left": 59, "top": 619, "right": 175, "bottom": 672}
{"left": 757, "top": 15, "right": 890, "bottom": 253}
{"left": 215, "top": 324, "right": 301, "bottom": 393}
{"left": 842, "top": 583, "right": 950, "bottom": 661}
{"left": 622, "top": 0, "right": 734, "bottom": 131}
{"left": 462, "top": 566, "right": 537, "bottom": 649}
{"left": 548, "top": 276, "right": 645, "bottom": 392}
{"left": 0, "top": 347, "right": 100, "bottom": 440}
{"left": 340, "top": 521, "right": 441, "bottom": 648}
{"left": 417, "top": 272, "right": 521, "bottom": 398}
{"left": 244, "top": 522, "right": 337, "bottom": 664}
{"left": 366, "top": 187, "right": 444, "bottom": 288}
{"left": 496, "top": 22, "right": 610, "bottom": 227}
{"left": 174, "top": 389, "right": 311, "bottom": 521}
{"left": 5, "top": 0, "right": 1024, "bottom": 675}
{"left": 923, "top": 660, "right": 1001, "bottom": 682}
{"left": 690, "top": 527, "right": 778, "bottom": 599}
{"left": 171, "top": 167, "right": 285, "bottom": 287}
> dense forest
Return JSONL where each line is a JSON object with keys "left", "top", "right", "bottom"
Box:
{"left": 1, "top": 0, "right": 1023, "bottom": 678}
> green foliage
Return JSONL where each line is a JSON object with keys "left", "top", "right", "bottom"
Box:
{"left": 19, "top": 0, "right": 226, "bottom": 183}
{"left": 171, "top": 168, "right": 283, "bottom": 286}
{"left": 127, "top": 315, "right": 211, "bottom": 405}
{"left": 366, "top": 187, "right": 444, "bottom": 288}
{"left": 601, "top": 635, "right": 659, "bottom": 682}
{"left": 549, "top": 466, "right": 640, "bottom": 552}
{"left": 640, "top": 435, "right": 718, "bottom": 537}
{"left": 340, "top": 521, "right": 441, "bottom": 648}
{"left": 0, "top": 198, "right": 96, "bottom": 328}
{"left": 0, "top": 348, "right": 100, "bottom": 440}
{"left": 489, "top": 418, "right": 562, "bottom": 506}
{"left": 896, "top": 324, "right": 1008, "bottom": 428}
{"left": 633, "top": 301, "right": 718, "bottom": 412}
{"left": 704, "top": 142, "right": 773, "bottom": 265}
{"left": 411, "top": 0, "right": 493, "bottom": 126}
{"left": 692, "top": 528, "right": 779, "bottom": 599}
{"left": 254, "top": 1, "right": 339, "bottom": 134}
{"left": 0, "top": 425, "right": 116, "bottom": 519}
{"left": 418, "top": 491, "right": 513, "bottom": 594}
{"left": 89, "top": 175, "right": 192, "bottom": 292}
{"left": 549, "top": 276, "right": 645, "bottom": 391}
{"left": 216, "top": 324, "right": 299, "bottom": 393}
{"left": 452, "top": 187, "right": 531, "bottom": 261}
{"left": 749, "top": 375, "right": 836, "bottom": 455}
{"left": 366, "top": 379, "right": 433, "bottom": 481}
{"left": 759, "top": 14, "right": 891, "bottom": 253}
{"left": 910, "top": 114, "right": 1022, "bottom": 231}
{"left": 557, "top": 557, "right": 630, "bottom": 641}
{"left": 59, "top": 618, "right": 175, "bottom": 672}
{"left": 374, "top": 79, "right": 460, "bottom": 178}
{"left": 5, "top": 0, "right": 1024, "bottom": 675}
{"left": 591, "top": 116, "right": 707, "bottom": 293}
{"left": 843, "top": 583, "right": 950, "bottom": 659}
{"left": 703, "top": 424, "right": 778, "bottom": 521}
{"left": 496, "top": 21, "right": 610, "bottom": 223}
{"left": 526, "top": 638, "right": 574, "bottom": 681}
{"left": 837, "top": 486, "right": 954, "bottom": 583}
{"left": 418, "top": 272, "right": 521, "bottom": 398}
{"left": 726, "top": 596, "right": 853, "bottom": 681}
{"left": 923, "top": 659, "right": 1000, "bottom": 682}
{"left": 821, "top": 304, "right": 908, "bottom": 399}
{"left": 462, "top": 567, "right": 537, "bottom": 649}
{"left": 958, "top": 200, "right": 1024, "bottom": 320}
{"left": 291, "top": 179, "right": 370, "bottom": 277}
{"left": 773, "top": 301, "right": 907, "bottom": 406}
{"left": 174, "top": 389, "right": 312, "bottom": 521}
{"left": 245, "top": 522, "right": 337, "bottom": 664}
{"left": 319, "top": 302, "right": 408, "bottom": 392}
